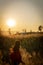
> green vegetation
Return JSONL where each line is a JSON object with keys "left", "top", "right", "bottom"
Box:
{"left": 0, "top": 35, "right": 43, "bottom": 65}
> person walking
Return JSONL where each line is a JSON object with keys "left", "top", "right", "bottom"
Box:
{"left": 9, "top": 40, "right": 25, "bottom": 65}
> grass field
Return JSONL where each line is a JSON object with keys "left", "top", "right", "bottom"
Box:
{"left": 0, "top": 34, "right": 43, "bottom": 65}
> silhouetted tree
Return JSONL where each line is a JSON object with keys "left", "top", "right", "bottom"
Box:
{"left": 38, "top": 25, "right": 42, "bottom": 32}
{"left": 8, "top": 28, "right": 11, "bottom": 35}
{"left": 22, "top": 29, "right": 26, "bottom": 33}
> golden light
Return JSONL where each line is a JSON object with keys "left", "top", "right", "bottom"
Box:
{"left": 7, "top": 19, "right": 16, "bottom": 28}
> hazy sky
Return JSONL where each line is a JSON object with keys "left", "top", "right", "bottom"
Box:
{"left": 0, "top": 0, "right": 43, "bottom": 32}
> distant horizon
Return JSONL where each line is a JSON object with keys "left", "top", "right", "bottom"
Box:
{"left": 0, "top": 28, "right": 43, "bottom": 34}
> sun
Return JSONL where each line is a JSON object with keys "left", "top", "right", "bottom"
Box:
{"left": 7, "top": 19, "right": 16, "bottom": 28}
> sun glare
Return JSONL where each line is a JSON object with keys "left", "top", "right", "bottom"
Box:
{"left": 7, "top": 19, "right": 16, "bottom": 28}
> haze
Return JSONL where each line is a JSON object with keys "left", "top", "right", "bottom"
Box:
{"left": 0, "top": 0, "right": 43, "bottom": 32}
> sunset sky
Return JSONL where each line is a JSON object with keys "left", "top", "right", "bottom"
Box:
{"left": 0, "top": 0, "right": 43, "bottom": 32}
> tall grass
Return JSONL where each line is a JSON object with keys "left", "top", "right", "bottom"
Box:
{"left": 0, "top": 35, "right": 43, "bottom": 65}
